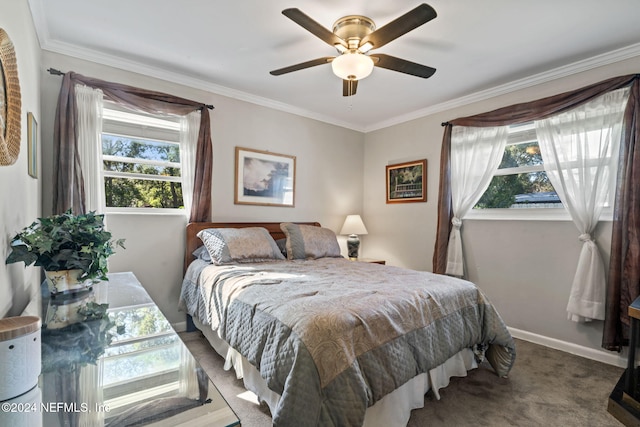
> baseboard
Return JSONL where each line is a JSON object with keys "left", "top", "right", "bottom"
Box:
{"left": 173, "top": 321, "right": 187, "bottom": 333}
{"left": 508, "top": 327, "right": 627, "bottom": 368}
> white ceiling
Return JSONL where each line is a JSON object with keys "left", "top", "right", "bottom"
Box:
{"left": 28, "top": 0, "right": 640, "bottom": 132}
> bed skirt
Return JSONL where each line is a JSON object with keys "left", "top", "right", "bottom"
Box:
{"left": 193, "top": 318, "right": 477, "bottom": 427}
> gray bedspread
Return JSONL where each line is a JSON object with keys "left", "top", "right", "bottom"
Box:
{"left": 179, "top": 258, "right": 515, "bottom": 427}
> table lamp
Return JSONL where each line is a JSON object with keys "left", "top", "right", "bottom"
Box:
{"left": 340, "top": 215, "right": 368, "bottom": 260}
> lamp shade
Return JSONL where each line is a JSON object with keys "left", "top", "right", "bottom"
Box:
{"left": 331, "top": 52, "right": 374, "bottom": 81}
{"left": 340, "top": 215, "right": 368, "bottom": 235}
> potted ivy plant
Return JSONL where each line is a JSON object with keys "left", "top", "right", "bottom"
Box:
{"left": 41, "top": 299, "right": 119, "bottom": 368}
{"left": 6, "top": 210, "right": 125, "bottom": 295}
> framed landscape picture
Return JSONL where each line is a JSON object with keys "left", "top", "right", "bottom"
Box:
{"left": 386, "top": 159, "right": 427, "bottom": 203}
{"left": 235, "top": 147, "right": 296, "bottom": 207}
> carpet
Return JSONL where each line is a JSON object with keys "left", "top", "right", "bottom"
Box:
{"left": 180, "top": 332, "right": 624, "bottom": 426}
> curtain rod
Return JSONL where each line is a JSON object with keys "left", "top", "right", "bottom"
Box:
{"left": 46, "top": 67, "right": 214, "bottom": 110}
{"left": 48, "top": 68, "right": 65, "bottom": 76}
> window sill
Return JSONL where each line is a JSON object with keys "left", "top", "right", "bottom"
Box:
{"left": 104, "top": 208, "right": 187, "bottom": 216}
{"left": 464, "top": 207, "right": 614, "bottom": 222}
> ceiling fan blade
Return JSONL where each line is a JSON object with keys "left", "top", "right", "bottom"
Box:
{"left": 371, "top": 54, "right": 436, "bottom": 78}
{"left": 343, "top": 79, "right": 358, "bottom": 97}
{"left": 270, "top": 57, "right": 334, "bottom": 76}
{"left": 360, "top": 3, "right": 436, "bottom": 50}
{"left": 282, "top": 8, "right": 347, "bottom": 48}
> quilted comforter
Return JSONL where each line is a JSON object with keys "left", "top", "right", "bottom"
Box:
{"left": 179, "top": 257, "right": 515, "bottom": 427}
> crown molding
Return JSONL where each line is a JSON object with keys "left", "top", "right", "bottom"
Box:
{"left": 38, "top": 39, "right": 366, "bottom": 133}
{"left": 33, "top": 0, "right": 640, "bottom": 137}
{"left": 27, "top": 0, "right": 50, "bottom": 48}
{"left": 28, "top": 0, "right": 365, "bottom": 131}
{"left": 364, "top": 42, "right": 640, "bottom": 132}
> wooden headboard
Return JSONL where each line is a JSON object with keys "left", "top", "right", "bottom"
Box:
{"left": 184, "top": 221, "right": 321, "bottom": 273}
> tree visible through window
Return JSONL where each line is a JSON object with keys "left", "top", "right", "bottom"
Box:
{"left": 474, "top": 123, "right": 560, "bottom": 210}
{"left": 101, "top": 105, "right": 184, "bottom": 210}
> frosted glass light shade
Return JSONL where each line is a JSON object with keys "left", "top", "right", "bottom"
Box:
{"left": 331, "top": 53, "right": 374, "bottom": 80}
{"left": 340, "top": 215, "right": 368, "bottom": 235}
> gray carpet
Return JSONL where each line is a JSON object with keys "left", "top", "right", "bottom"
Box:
{"left": 180, "top": 332, "right": 624, "bottom": 426}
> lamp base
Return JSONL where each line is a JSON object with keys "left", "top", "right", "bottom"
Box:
{"left": 347, "top": 234, "right": 360, "bottom": 260}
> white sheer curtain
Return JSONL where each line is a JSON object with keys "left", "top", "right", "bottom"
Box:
{"left": 178, "top": 344, "right": 199, "bottom": 399}
{"left": 535, "top": 87, "right": 630, "bottom": 322}
{"left": 79, "top": 363, "right": 105, "bottom": 426}
{"left": 75, "top": 84, "right": 104, "bottom": 213}
{"left": 180, "top": 111, "right": 200, "bottom": 218}
{"left": 446, "top": 126, "right": 509, "bottom": 276}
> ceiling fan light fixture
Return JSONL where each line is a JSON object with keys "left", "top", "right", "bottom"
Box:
{"left": 272, "top": 5, "right": 438, "bottom": 95}
{"left": 331, "top": 52, "right": 374, "bottom": 80}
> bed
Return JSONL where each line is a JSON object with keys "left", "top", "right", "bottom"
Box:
{"left": 179, "top": 221, "right": 516, "bottom": 427}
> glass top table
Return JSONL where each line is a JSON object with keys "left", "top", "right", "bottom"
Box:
{"left": 32, "top": 272, "right": 240, "bottom": 427}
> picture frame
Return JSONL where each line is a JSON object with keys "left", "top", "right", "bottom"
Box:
{"left": 386, "top": 159, "right": 427, "bottom": 203}
{"left": 27, "top": 112, "right": 37, "bottom": 178}
{"left": 235, "top": 147, "right": 296, "bottom": 207}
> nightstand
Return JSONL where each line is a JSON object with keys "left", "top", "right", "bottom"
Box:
{"left": 354, "top": 258, "right": 386, "bottom": 265}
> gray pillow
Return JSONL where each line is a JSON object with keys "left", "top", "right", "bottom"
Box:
{"left": 192, "top": 245, "right": 211, "bottom": 262}
{"left": 280, "top": 223, "right": 342, "bottom": 260}
{"left": 197, "top": 227, "right": 286, "bottom": 265}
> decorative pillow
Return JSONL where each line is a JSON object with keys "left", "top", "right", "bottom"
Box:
{"left": 197, "top": 227, "right": 285, "bottom": 265}
{"left": 280, "top": 223, "right": 342, "bottom": 260}
{"left": 192, "top": 245, "right": 211, "bottom": 262}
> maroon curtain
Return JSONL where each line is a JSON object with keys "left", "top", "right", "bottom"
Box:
{"left": 432, "top": 123, "right": 452, "bottom": 274}
{"left": 189, "top": 109, "right": 213, "bottom": 223}
{"left": 604, "top": 78, "right": 640, "bottom": 350}
{"left": 52, "top": 71, "right": 213, "bottom": 221}
{"left": 431, "top": 74, "right": 640, "bottom": 351}
{"left": 53, "top": 73, "right": 86, "bottom": 215}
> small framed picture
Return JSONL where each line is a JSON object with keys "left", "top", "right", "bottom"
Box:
{"left": 386, "top": 159, "right": 427, "bottom": 203}
{"left": 235, "top": 147, "right": 296, "bottom": 207}
{"left": 27, "top": 112, "right": 37, "bottom": 178}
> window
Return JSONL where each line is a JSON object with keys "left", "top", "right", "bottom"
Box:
{"left": 102, "top": 303, "right": 182, "bottom": 417}
{"left": 101, "top": 103, "right": 184, "bottom": 212}
{"left": 474, "top": 122, "right": 561, "bottom": 211}
{"left": 467, "top": 120, "right": 617, "bottom": 221}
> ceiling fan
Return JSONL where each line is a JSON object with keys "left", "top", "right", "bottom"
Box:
{"left": 269, "top": 3, "right": 437, "bottom": 96}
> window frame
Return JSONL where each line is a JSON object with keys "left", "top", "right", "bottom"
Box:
{"left": 102, "top": 304, "right": 182, "bottom": 416}
{"left": 467, "top": 122, "right": 615, "bottom": 222}
{"left": 100, "top": 103, "right": 186, "bottom": 215}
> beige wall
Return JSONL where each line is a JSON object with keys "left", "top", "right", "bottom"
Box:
{"left": 39, "top": 51, "right": 365, "bottom": 324}
{"left": 362, "top": 55, "right": 640, "bottom": 360}
{"left": 0, "top": 0, "right": 42, "bottom": 317}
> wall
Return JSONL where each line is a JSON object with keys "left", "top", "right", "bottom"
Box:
{"left": 363, "top": 55, "right": 640, "bottom": 364}
{"left": 26, "top": 3, "right": 638, "bottom": 361}
{"left": 39, "top": 51, "right": 365, "bottom": 325}
{"left": 0, "top": 0, "right": 42, "bottom": 318}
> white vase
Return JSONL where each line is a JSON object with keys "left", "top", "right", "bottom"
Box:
{"left": 44, "top": 269, "right": 91, "bottom": 295}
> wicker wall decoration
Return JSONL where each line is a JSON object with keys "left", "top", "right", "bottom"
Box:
{"left": 0, "top": 28, "right": 22, "bottom": 165}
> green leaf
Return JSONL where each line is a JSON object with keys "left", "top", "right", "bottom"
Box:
{"left": 5, "top": 210, "right": 125, "bottom": 281}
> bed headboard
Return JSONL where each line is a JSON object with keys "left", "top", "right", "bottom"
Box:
{"left": 184, "top": 221, "right": 321, "bottom": 273}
